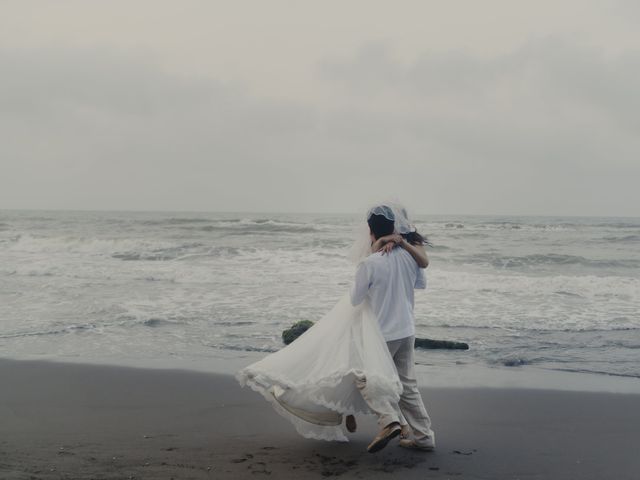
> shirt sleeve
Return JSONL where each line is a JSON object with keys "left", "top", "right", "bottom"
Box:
{"left": 414, "top": 265, "right": 427, "bottom": 289}
{"left": 350, "top": 262, "right": 371, "bottom": 306}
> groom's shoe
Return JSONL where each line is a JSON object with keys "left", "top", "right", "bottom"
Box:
{"left": 367, "top": 422, "right": 401, "bottom": 453}
{"left": 398, "top": 435, "right": 436, "bottom": 452}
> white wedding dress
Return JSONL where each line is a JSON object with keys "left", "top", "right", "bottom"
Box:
{"left": 236, "top": 294, "right": 403, "bottom": 442}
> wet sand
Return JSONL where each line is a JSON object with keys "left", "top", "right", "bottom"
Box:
{"left": 1, "top": 358, "right": 639, "bottom": 479}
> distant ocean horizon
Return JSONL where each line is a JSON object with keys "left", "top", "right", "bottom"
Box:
{"left": 5, "top": 207, "right": 638, "bottom": 218}
{"left": 1, "top": 209, "right": 639, "bottom": 383}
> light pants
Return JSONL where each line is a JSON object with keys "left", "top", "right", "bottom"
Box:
{"left": 356, "top": 335, "right": 434, "bottom": 443}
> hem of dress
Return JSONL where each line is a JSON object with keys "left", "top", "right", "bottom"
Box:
{"left": 236, "top": 367, "right": 403, "bottom": 442}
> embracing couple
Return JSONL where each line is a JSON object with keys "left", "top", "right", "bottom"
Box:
{"left": 237, "top": 203, "right": 435, "bottom": 454}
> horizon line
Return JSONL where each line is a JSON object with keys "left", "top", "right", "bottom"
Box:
{"left": 1, "top": 207, "right": 638, "bottom": 219}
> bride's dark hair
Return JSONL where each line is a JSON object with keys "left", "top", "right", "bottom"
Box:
{"left": 369, "top": 213, "right": 432, "bottom": 247}
{"left": 367, "top": 214, "right": 395, "bottom": 240}
{"left": 402, "top": 231, "right": 432, "bottom": 247}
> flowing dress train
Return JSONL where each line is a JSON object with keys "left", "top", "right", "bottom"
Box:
{"left": 236, "top": 294, "right": 402, "bottom": 441}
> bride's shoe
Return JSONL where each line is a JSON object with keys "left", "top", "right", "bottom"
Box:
{"left": 367, "top": 422, "right": 401, "bottom": 453}
{"left": 345, "top": 415, "right": 357, "bottom": 433}
{"left": 400, "top": 424, "right": 412, "bottom": 439}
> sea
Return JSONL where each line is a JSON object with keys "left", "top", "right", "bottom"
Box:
{"left": 1, "top": 210, "right": 639, "bottom": 389}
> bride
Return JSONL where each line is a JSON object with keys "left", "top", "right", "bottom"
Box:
{"left": 236, "top": 203, "right": 430, "bottom": 445}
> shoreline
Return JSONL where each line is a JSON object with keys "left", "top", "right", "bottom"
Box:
{"left": 2, "top": 358, "right": 640, "bottom": 479}
{"left": 3, "top": 351, "right": 640, "bottom": 394}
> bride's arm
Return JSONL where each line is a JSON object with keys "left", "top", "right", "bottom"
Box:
{"left": 399, "top": 239, "right": 429, "bottom": 268}
{"left": 370, "top": 234, "right": 397, "bottom": 253}
{"left": 373, "top": 234, "right": 429, "bottom": 268}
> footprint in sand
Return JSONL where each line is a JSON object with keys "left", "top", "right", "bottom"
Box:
{"left": 248, "top": 461, "right": 271, "bottom": 475}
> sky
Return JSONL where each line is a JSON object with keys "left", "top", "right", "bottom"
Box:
{"left": 1, "top": 0, "right": 639, "bottom": 216}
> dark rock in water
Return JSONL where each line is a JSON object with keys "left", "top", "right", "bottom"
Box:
{"left": 283, "top": 322, "right": 468, "bottom": 350}
{"left": 501, "top": 357, "right": 528, "bottom": 367}
{"left": 282, "top": 320, "right": 315, "bottom": 345}
{"left": 414, "top": 337, "right": 469, "bottom": 350}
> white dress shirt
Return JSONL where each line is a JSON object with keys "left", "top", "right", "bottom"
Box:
{"left": 350, "top": 247, "right": 426, "bottom": 342}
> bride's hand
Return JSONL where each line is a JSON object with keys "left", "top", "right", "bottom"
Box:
{"left": 373, "top": 234, "right": 404, "bottom": 254}
{"left": 380, "top": 242, "right": 395, "bottom": 255}
{"left": 387, "top": 234, "right": 403, "bottom": 245}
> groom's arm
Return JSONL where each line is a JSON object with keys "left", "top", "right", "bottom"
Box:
{"left": 350, "top": 262, "right": 371, "bottom": 306}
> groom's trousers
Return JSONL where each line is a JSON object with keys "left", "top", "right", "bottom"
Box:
{"left": 356, "top": 335, "right": 434, "bottom": 443}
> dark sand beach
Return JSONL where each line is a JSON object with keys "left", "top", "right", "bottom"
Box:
{"left": 1, "top": 358, "right": 639, "bottom": 479}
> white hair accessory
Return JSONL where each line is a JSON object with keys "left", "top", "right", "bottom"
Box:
{"left": 348, "top": 201, "right": 415, "bottom": 264}
{"left": 367, "top": 202, "right": 414, "bottom": 235}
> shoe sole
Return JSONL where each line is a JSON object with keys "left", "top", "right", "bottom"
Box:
{"left": 367, "top": 428, "right": 401, "bottom": 453}
{"left": 399, "top": 442, "right": 435, "bottom": 452}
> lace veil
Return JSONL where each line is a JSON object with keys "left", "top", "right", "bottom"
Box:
{"left": 348, "top": 201, "right": 416, "bottom": 264}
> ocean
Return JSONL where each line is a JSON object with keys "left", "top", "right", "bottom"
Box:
{"left": 1, "top": 210, "right": 639, "bottom": 383}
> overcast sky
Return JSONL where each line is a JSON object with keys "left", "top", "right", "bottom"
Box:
{"left": 1, "top": 1, "right": 639, "bottom": 216}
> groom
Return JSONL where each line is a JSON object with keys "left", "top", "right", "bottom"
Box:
{"left": 350, "top": 205, "right": 435, "bottom": 453}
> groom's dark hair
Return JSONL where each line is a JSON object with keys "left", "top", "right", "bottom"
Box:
{"left": 368, "top": 214, "right": 395, "bottom": 240}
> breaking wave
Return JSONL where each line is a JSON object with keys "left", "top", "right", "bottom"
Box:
{"left": 112, "top": 245, "right": 240, "bottom": 261}
{"left": 4, "top": 234, "right": 244, "bottom": 262}
{"left": 141, "top": 217, "right": 215, "bottom": 225}
{"left": 549, "top": 368, "right": 640, "bottom": 379}
{"left": 0, "top": 324, "right": 97, "bottom": 339}
{"left": 215, "top": 344, "right": 279, "bottom": 353}
{"left": 139, "top": 217, "right": 323, "bottom": 234}
{"left": 461, "top": 252, "right": 640, "bottom": 270}
{"left": 602, "top": 234, "right": 640, "bottom": 243}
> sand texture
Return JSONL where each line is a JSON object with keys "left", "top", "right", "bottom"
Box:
{"left": 1, "top": 359, "right": 639, "bottom": 479}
